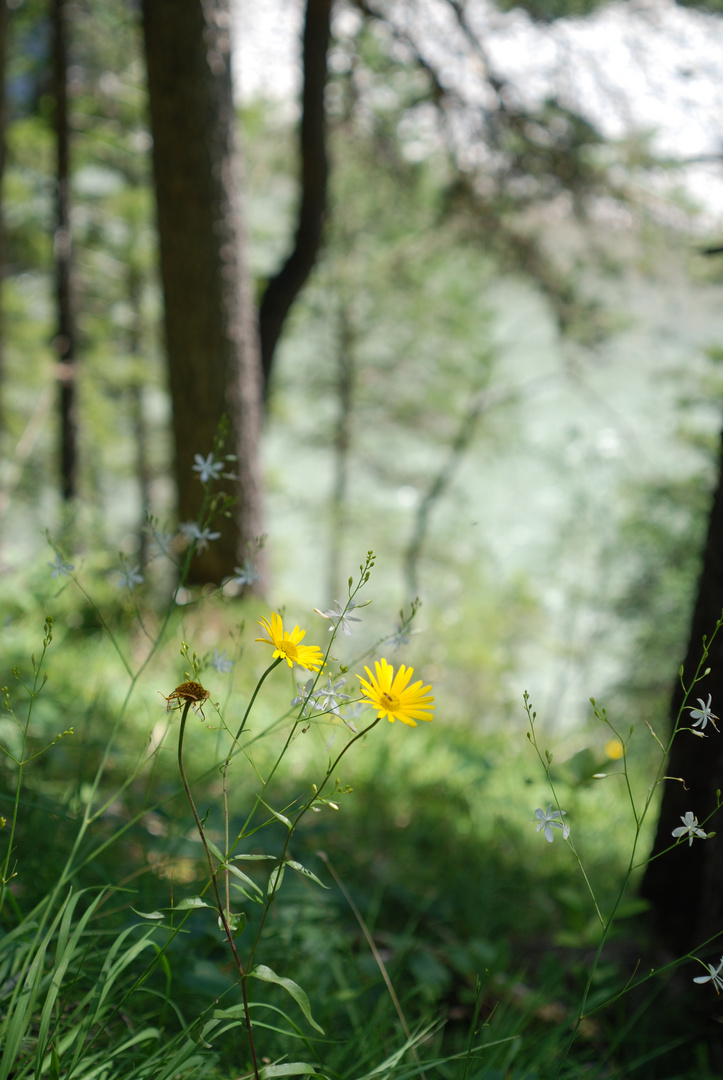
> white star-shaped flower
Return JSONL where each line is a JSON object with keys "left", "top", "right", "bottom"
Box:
{"left": 116, "top": 564, "right": 144, "bottom": 590}
{"left": 291, "top": 678, "right": 315, "bottom": 717}
{"left": 672, "top": 811, "right": 708, "bottom": 847}
{"left": 533, "top": 804, "right": 570, "bottom": 843}
{"left": 310, "top": 676, "right": 350, "bottom": 717}
{"left": 314, "top": 599, "right": 361, "bottom": 637}
{"left": 229, "top": 558, "right": 260, "bottom": 586}
{"left": 179, "top": 523, "right": 221, "bottom": 552}
{"left": 694, "top": 956, "right": 723, "bottom": 994}
{"left": 688, "top": 694, "right": 719, "bottom": 732}
{"left": 192, "top": 453, "right": 224, "bottom": 483}
{"left": 212, "top": 649, "right": 233, "bottom": 674}
{"left": 48, "top": 553, "right": 74, "bottom": 578}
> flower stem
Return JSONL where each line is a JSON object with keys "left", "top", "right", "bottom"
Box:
{"left": 177, "top": 699, "right": 260, "bottom": 1080}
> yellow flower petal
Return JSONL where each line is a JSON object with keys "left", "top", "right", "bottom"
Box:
{"left": 357, "top": 658, "right": 433, "bottom": 727}
{"left": 256, "top": 612, "right": 323, "bottom": 671}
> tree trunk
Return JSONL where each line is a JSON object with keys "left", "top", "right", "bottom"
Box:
{"left": 52, "top": 0, "right": 78, "bottom": 501}
{"left": 641, "top": 427, "right": 723, "bottom": 955}
{"left": 258, "top": 0, "right": 332, "bottom": 395}
{"left": 141, "top": 0, "right": 263, "bottom": 584}
{"left": 0, "top": 0, "right": 8, "bottom": 431}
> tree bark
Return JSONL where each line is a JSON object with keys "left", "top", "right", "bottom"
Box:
{"left": 258, "top": 0, "right": 332, "bottom": 395}
{"left": 141, "top": 0, "right": 263, "bottom": 583}
{"left": 641, "top": 427, "right": 723, "bottom": 955}
{"left": 0, "top": 0, "right": 8, "bottom": 430}
{"left": 52, "top": 0, "right": 78, "bottom": 501}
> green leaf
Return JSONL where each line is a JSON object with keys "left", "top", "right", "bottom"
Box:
{"left": 131, "top": 908, "right": 165, "bottom": 920}
{"left": 218, "top": 911, "right": 246, "bottom": 936}
{"left": 267, "top": 864, "right": 285, "bottom": 897}
{"left": 227, "top": 863, "right": 263, "bottom": 894}
{"left": 189, "top": 1017, "right": 214, "bottom": 1049}
{"left": 206, "top": 838, "right": 225, "bottom": 861}
{"left": 260, "top": 1065, "right": 319, "bottom": 1079}
{"left": 259, "top": 799, "right": 292, "bottom": 829}
{"left": 211, "top": 1005, "right": 246, "bottom": 1021}
{"left": 285, "top": 860, "right": 329, "bottom": 890}
{"left": 232, "top": 853, "right": 278, "bottom": 861}
{"left": 249, "top": 965, "right": 324, "bottom": 1034}
{"left": 169, "top": 897, "right": 214, "bottom": 912}
{"left": 230, "top": 882, "right": 264, "bottom": 905}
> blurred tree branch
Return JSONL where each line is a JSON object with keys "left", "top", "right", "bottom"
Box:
{"left": 259, "top": 0, "right": 333, "bottom": 397}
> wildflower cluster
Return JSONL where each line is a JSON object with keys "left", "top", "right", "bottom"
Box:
{"left": 160, "top": 557, "right": 434, "bottom": 1075}
{"left": 255, "top": 603, "right": 434, "bottom": 730}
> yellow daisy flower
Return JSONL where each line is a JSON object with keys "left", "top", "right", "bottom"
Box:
{"left": 256, "top": 612, "right": 324, "bottom": 671}
{"left": 357, "top": 658, "right": 434, "bottom": 727}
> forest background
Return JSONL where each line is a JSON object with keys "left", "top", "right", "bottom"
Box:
{"left": 3, "top": 0, "right": 723, "bottom": 1077}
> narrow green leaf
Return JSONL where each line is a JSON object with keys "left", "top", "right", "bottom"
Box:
{"left": 131, "top": 908, "right": 165, "bottom": 920}
{"left": 267, "top": 864, "right": 286, "bottom": 897}
{"left": 211, "top": 1005, "right": 246, "bottom": 1021}
{"left": 259, "top": 799, "right": 292, "bottom": 829}
{"left": 249, "top": 965, "right": 324, "bottom": 1034}
{"left": 169, "top": 897, "right": 214, "bottom": 912}
{"left": 285, "top": 860, "right": 329, "bottom": 890}
{"left": 260, "top": 1064, "right": 319, "bottom": 1079}
{"left": 227, "top": 863, "right": 263, "bottom": 894}
{"left": 232, "top": 853, "right": 278, "bottom": 862}
{"left": 206, "top": 838, "right": 225, "bottom": 861}
{"left": 230, "top": 882, "right": 264, "bottom": 904}
{"left": 189, "top": 1017, "right": 214, "bottom": 1049}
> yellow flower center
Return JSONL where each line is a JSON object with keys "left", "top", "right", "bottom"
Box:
{"left": 380, "top": 691, "right": 399, "bottom": 711}
{"left": 281, "top": 637, "right": 299, "bottom": 660}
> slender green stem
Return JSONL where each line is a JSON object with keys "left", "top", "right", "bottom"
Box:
{"left": 244, "top": 715, "right": 382, "bottom": 973}
{"left": 177, "top": 699, "right": 260, "bottom": 1080}
{"left": 553, "top": 615, "right": 723, "bottom": 1077}
{"left": 232, "top": 658, "right": 283, "bottom": 746}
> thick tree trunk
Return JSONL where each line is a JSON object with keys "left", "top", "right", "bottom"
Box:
{"left": 141, "top": 0, "right": 263, "bottom": 584}
{"left": 258, "top": 0, "right": 332, "bottom": 395}
{"left": 53, "top": 0, "right": 78, "bottom": 501}
{"left": 641, "top": 427, "right": 723, "bottom": 955}
{"left": 0, "top": 0, "right": 8, "bottom": 430}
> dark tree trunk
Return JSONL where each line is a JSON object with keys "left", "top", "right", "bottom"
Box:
{"left": 641, "top": 426, "right": 723, "bottom": 955}
{"left": 52, "top": 0, "right": 78, "bottom": 501}
{"left": 258, "top": 0, "right": 332, "bottom": 395}
{"left": 127, "top": 261, "right": 150, "bottom": 565}
{"left": 141, "top": 0, "right": 263, "bottom": 584}
{"left": 0, "top": 0, "right": 8, "bottom": 430}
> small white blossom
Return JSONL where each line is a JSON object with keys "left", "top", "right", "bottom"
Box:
{"left": 688, "top": 694, "right": 719, "bottom": 732}
{"left": 694, "top": 956, "right": 723, "bottom": 994}
{"left": 672, "top": 811, "right": 708, "bottom": 847}
{"left": 291, "top": 678, "right": 315, "bottom": 717}
{"left": 311, "top": 676, "right": 350, "bottom": 717}
{"left": 533, "top": 804, "right": 570, "bottom": 843}
{"left": 315, "top": 600, "right": 361, "bottom": 637}
{"left": 192, "top": 453, "right": 224, "bottom": 483}
{"left": 117, "top": 564, "right": 144, "bottom": 590}
{"left": 48, "top": 553, "right": 74, "bottom": 578}
{"left": 229, "top": 559, "right": 260, "bottom": 587}
{"left": 387, "top": 623, "right": 410, "bottom": 650}
{"left": 180, "top": 523, "right": 221, "bottom": 552}
{"left": 212, "top": 649, "right": 233, "bottom": 674}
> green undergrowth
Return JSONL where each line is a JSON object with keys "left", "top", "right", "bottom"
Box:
{"left": 0, "top": 567, "right": 718, "bottom": 1080}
